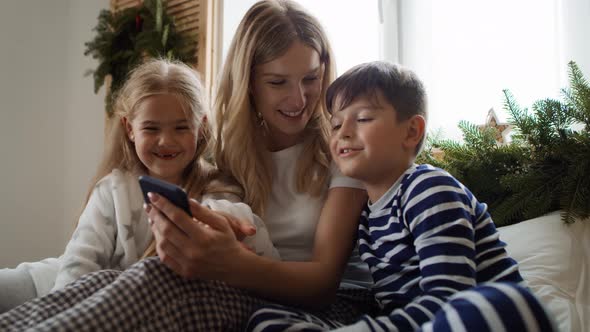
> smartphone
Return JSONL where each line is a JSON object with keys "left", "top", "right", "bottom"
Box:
{"left": 138, "top": 175, "right": 192, "bottom": 217}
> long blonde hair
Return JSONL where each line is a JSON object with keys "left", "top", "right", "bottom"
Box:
{"left": 213, "top": 0, "right": 335, "bottom": 216}
{"left": 83, "top": 59, "right": 229, "bottom": 257}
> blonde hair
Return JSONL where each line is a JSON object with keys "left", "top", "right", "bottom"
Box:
{"left": 213, "top": 0, "right": 335, "bottom": 216}
{"left": 82, "top": 58, "right": 235, "bottom": 257}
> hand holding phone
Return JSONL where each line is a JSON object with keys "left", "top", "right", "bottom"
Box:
{"left": 138, "top": 175, "right": 192, "bottom": 217}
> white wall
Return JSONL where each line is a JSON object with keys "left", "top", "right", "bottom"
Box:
{"left": 559, "top": 0, "right": 590, "bottom": 80}
{"left": 0, "top": 0, "right": 108, "bottom": 267}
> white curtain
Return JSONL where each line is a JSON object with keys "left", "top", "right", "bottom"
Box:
{"left": 378, "top": 0, "right": 400, "bottom": 64}
{"left": 558, "top": 0, "right": 590, "bottom": 81}
{"left": 379, "top": 0, "right": 589, "bottom": 140}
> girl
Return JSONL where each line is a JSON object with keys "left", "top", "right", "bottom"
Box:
{"left": 0, "top": 58, "right": 278, "bottom": 312}
{"left": 0, "top": 1, "right": 371, "bottom": 330}
{"left": 53, "top": 58, "right": 279, "bottom": 292}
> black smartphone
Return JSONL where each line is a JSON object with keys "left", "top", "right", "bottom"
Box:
{"left": 138, "top": 175, "right": 192, "bottom": 217}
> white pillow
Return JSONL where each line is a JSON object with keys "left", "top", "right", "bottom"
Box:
{"left": 498, "top": 211, "right": 589, "bottom": 332}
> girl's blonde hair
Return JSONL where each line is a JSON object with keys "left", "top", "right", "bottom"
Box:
{"left": 83, "top": 58, "right": 237, "bottom": 257}
{"left": 99, "top": 58, "right": 211, "bottom": 198}
{"left": 213, "top": 0, "right": 335, "bottom": 216}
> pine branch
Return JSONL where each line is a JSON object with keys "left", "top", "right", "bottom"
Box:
{"left": 503, "top": 89, "right": 535, "bottom": 143}
{"left": 161, "top": 24, "right": 169, "bottom": 48}
{"left": 84, "top": 0, "right": 197, "bottom": 115}
{"left": 565, "top": 61, "right": 590, "bottom": 128}
{"left": 494, "top": 168, "right": 559, "bottom": 226}
{"left": 457, "top": 120, "right": 497, "bottom": 152}
{"left": 560, "top": 133, "right": 590, "bottom": 223}
{"left": 155, "top": 0, "right": 163, "bottom": 33}
{"left": 413, "top": 62, "right": 589, "bottom": 226}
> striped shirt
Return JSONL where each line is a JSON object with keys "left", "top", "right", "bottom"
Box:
{"left": 358, "top": 164, "right": 523, "bottom": 330}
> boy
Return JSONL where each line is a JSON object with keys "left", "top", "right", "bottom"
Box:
{"left": 326, "top": 61, "right": 554, "bottom": 331}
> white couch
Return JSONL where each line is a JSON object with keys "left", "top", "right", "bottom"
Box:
{"left": 498, "top": 211, "right": 589, "bottom": 332}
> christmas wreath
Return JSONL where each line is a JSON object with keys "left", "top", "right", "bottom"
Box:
{"left": 84, "top": 0, "right": 196, "bottom": 115}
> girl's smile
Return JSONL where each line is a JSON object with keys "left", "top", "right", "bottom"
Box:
{"left": 152, "top": 151, "right": 181, "bottom": 160}
{"left": 125, "top": 94, "right": 198, "bottom": 185}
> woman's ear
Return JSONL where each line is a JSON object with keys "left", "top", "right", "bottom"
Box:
{"left": 122, "top": 117, "right": 134, "bottom": 142}
{"left": 403, "top": 115, "right": 426, "bottom": 150}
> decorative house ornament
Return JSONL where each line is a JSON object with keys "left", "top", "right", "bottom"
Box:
{"left": 479, "top": 108, "right": 512, "bottom": 144}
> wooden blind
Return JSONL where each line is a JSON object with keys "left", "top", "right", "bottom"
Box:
{"left": 109, "top": 0, "right": 215, "bottom": 92}
{"left": 110, "top": 0, "right": 141, "bottom": 11}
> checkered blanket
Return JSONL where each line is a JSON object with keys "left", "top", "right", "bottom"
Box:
{"left": 0, "top": 257, "right": 373, "bottom": 331}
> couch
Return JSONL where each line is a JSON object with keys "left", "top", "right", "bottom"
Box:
{"left": 498, "top": 211, "right": 589, "bottom": 331}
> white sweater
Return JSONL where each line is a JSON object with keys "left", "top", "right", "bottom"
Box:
{"left": 28, "top": 144, "right": 372, "bottom": 295}
{"left": 50, "top": 169, "right": 278, "bottom": 292}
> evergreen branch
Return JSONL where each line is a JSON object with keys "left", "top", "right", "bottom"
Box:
{"left": 494, "top": 169, "right": 558, "bottom": 226}
{"left": 503, "top": 89, "right": 535, "bottom": 142}
{"left": 411, "top": 62, "right": 589, "bottom": 227}
{"left": 84, "top": 0, "right": 197, "bottom": 115}
{"left": 531, "top": 99, "right": 558, "bottom": 146}
{"left": 566, "top": 61, "right": 590, "bottom": 128}
{"left": 155, "top": 0, "right": 163, "bottom": 33}
{"left": 457, "top": 120, "right": 497, "bottom": 151}
{"left": 162, "top": 24, "right": 169, "bottom": 47}
{"left": 560, "top": 133, "right": 590, "bottom": 223}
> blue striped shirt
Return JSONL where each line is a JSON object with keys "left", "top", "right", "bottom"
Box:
{"left": 358, "top": 164, "right": 523, "bottom": 330}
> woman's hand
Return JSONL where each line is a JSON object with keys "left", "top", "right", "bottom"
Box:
{"left": 145, "top": 193, "right": 255, "bottom": 279}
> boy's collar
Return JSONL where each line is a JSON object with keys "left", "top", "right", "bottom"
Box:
{"left": 367, "top": 164, "right": 417, "bottom": 212}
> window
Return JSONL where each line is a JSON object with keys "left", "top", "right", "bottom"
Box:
{"left": 221, "top": 0, "right": 380, "bottom": 76}
{"left": 222, "top": 0, "right": 588, "bottom": 141}
{"left": 395, "top": 0, "right": 563, "bottom": 141}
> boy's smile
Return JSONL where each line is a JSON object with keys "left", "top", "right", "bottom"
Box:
{"left": 329, "top": 92, "right": 417, "bottom": 202}
{"left": 335, "top": 146, "right": 363, "bottom": 158}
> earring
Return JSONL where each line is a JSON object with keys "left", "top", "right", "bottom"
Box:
{"left": 256, "top": 112, "right": 266, "bottom": 128}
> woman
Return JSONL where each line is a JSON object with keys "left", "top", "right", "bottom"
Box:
{"left": 0, "top": 1, "right": 373, "bottom": 331}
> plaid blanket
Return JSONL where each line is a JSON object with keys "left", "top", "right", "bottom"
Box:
{"left": 0, "top": 257, "right": 374, "bottom": 331}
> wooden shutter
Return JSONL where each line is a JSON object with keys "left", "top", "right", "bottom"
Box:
{"left": 109, "top": 0, "right": 218, "bottom": 97}
{"left": 110, "top": 0, "right": 142, "bottom": 11}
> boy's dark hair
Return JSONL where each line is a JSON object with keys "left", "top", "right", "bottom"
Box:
{"left": 326, "top": 61, "right": 428, "bottom": 154}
